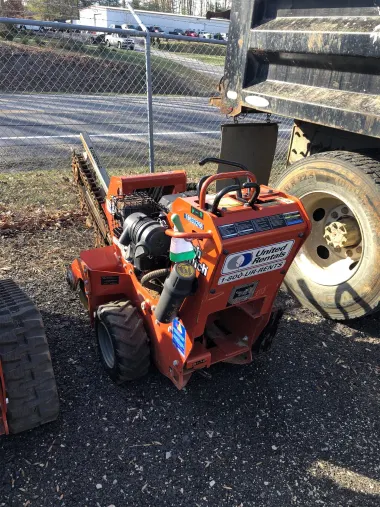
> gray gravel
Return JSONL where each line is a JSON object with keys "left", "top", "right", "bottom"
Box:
{"left": 0, "top": 228, "right": 379, "bottom": 506}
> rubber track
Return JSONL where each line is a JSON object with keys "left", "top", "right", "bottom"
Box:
{"left": 0, "top": 279, "right": 59, "bottom": 433}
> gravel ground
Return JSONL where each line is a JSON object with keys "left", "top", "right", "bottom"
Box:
{"left": 0, "top": 227, "right": 379, "bottom": 507}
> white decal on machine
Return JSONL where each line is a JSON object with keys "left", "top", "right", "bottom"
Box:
{"left": 218, "top": 261, "right": 286, "bottom": 285}
{"left": 222, "top": 240, "right": 294, "bottom": 275}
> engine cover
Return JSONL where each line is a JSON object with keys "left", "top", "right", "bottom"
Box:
{"left": 119, "top": 212, "right": 170, "bottom": 271}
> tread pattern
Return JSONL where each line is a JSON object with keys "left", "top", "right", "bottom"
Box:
{"left": 278, "top": 150, "right": 380, "bottom": 320}
{"left": 97, "top": 300, "right": 150, "bottom": 384}
{"left": 286, "top": 150, "right": 380, "bottom": 185}
{"left": 0, "top": 279, "right": 59, "bottom": 434}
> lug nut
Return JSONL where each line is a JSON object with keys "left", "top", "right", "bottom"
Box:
{"left": 356, "top": 246, "right": 363, "bottom": 254}
{"left": 341, "top": 207, "right": 349, "bottom": 215}
{"left": 331, "top": 211, "right": 338, "bottom": 219}
{"left": 346, "top": 249, "right": 353, "bottom": 257}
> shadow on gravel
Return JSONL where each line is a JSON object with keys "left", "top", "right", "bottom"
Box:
{"left": 1, "top": 304, "right": 379, "bottom": 506}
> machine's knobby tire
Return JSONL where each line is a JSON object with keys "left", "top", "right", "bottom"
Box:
{"left": 0, "top": 280, "right": 59, "bottom": 434}
{"left": 96, "top": 301, "right": 150, "bottom": 384}
{"left": 276, "top": 151, "right": 380, "bottom": 320}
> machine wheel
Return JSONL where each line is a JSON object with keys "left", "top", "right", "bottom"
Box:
{"left": 0, "top": 279, "right": 59, "bottom": 434}
{"left": 96, "top": 301, "right": 150, "bottom": 384}
{"left": 276, "top": 151, "right": 380, "bottom": 320}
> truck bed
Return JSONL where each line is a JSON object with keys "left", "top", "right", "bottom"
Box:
{"left": 223, "top": 0, "right": 380, "bottom": 138}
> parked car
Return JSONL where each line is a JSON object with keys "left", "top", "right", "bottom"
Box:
{"left": 88, "top": 32, "right": 105, "bottom": 45}
{"left": 213, "top": 33, "right": 225, "bottom": 40}
{"left": 169, "top": 28, "right": 185, "bottom": 35}
{"left": 105, "top": 33, "right": 135, "bottom": 50}
{"left": 21, "top": 25, "right": 45, "bottom": 33}
{"left": 184, "top": 30, "right": 197, "bottom": 37}
{"left": 198, "top": 31, "right": 213, "bottom": 39}
{"left": 148, "top": 26, "right": 165, "bottom": 34}
{"left": 109, "top": 24, "right": 136, "bottom": 31}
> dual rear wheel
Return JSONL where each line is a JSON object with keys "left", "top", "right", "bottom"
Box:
{"left": 276, "top": 151, "right": 380, "bottom": 320}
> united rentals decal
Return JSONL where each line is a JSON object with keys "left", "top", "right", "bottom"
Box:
{"left": 184, "top": 213, "right": 204, "bottom": 230}
{"left": 221, "top": 240, "right": 294, "bottom": 276}
{"left": 218, "top": 260, "right": 286, "bottom": 285}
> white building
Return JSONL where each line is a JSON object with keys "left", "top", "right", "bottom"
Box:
{"left": 79, "top": 6, "right": 230, "bottom": 35}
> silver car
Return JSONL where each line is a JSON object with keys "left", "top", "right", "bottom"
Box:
{"left": 105, "top": 33, "right": 135, "bottom": 50}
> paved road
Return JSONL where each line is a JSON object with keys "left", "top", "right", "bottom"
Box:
{"left": 0, "top": 94, "right": 221, "bottom": 144}
{"left": 0, "top": 93, "right": 292, "bottom": 172}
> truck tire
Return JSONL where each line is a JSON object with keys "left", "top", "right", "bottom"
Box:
{"left": 276, "top": 151, "right": 380, "bottom": 320}
{"left": 0, "top": 279, "right": 59, "bottom": 434}
{"left": 96, "top": 301, "right": 150, "bottom": 384}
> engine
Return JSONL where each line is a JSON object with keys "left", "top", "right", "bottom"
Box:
{"left": 118, "top": 212, "right": 170, "bottom": 271}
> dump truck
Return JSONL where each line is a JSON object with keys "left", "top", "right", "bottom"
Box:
{"left": 214, "top": 0, "right": 380, "bottom": 320}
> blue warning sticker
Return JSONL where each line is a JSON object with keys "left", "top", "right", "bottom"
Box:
{"left": 172, "top": 318, "right": 186, "bottom": 357}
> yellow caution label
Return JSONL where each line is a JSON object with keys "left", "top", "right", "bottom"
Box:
{"left": 176, "top": 263, "right": 196, "bottom": 278}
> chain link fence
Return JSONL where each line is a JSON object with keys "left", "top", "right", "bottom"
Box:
{"left": 0, "top": 18, "right": 292, "bottom": 239}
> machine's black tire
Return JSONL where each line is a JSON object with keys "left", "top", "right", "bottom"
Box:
{"left": 276, "top": 151, "right": 380, "bottom": 320}
{"left": 96, "top": 301, "right": 150, "bottom": 384}
{"left": 0, "top": 280, "right": 59, "bottom": 434}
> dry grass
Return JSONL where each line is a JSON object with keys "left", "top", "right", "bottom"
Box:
{"left": 0, "top": 163, "right": 215, "bottom": 239}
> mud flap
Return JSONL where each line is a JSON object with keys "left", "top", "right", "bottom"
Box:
{"left": 217, "top": 122, "right": 278, "bottom": 192}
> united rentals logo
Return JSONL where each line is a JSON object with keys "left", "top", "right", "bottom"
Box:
{"left": 222, "top": 241, "right": 294, "bottom": 275}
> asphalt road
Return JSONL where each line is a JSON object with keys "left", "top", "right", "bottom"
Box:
{"left": 0, "top": 93, "right": 292, "bottom": 172}
{"left": 0, "top": 94, "right": 221, "bottom": 144}
{"left": 0, "top": 228, "right": 379, "bottom": 506}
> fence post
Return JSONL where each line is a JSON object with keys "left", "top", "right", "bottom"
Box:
{"left": 145, "top": 32, "right": 155, "bottom": 174}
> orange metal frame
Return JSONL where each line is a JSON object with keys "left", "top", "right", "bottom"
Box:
{"left": 69, "top": 170, "right": 311, "bottom": 389}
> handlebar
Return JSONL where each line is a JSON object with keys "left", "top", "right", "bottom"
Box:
{"left": 243, "top": 182, "right": 261, "bottom": 207}
{"left": 198, "top": 171, "right": 257, "bottom": 211}
{"left": 210, "top": 184, "right": 241, "bottom": 215}
{"left": 199, "top": 157, "right": 249, "bottom": 173}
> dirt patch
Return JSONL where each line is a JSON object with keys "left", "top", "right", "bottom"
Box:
{"left": 0, "top": 204, "right": 85, "bottom": 235}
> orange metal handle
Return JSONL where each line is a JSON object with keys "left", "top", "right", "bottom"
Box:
{"left": 165, "top": 230, "right": 213, "bottom": 240}
{"left": 199, "top": 171, "right": 257, "bottom": 210}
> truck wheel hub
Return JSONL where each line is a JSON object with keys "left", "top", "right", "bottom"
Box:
{"left": 323, "top": 217, "right": 361, "bottom": 248}
{"left": 294, "top": 191, "right": 364, "bottom": 286}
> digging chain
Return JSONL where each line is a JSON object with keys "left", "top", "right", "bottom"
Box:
{"left": 72, "top": 153, "right": 112, "bottom": 247}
